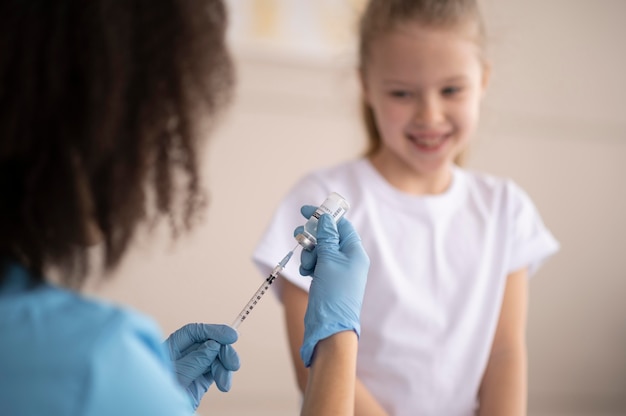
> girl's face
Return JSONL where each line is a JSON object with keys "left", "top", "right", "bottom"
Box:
{"left": 362, "top": 23, "right": 488, "bottom": 193}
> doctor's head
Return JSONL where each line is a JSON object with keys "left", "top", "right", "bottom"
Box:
{"left": 0, "top": 0, "right": 233, "bottom": 286}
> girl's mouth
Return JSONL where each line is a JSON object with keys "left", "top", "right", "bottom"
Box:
{"left": 407, "top": 132, "right": 450, "bottom": 152}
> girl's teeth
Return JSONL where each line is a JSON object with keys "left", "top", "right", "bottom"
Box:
{"left": 415, "top": 137, "right": 442, "bottom": 147}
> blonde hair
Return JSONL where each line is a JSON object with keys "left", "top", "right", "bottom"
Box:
{"left": 358, "top": 0, "right": 487, "bottom": 163}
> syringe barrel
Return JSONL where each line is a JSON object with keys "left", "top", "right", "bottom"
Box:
{"left": 231, "top": 277, "right": 274, "bottom": 329}
{"left": 231, "top": 245, "right": 297, "bottom": 330}
{"left": 295, "top": 192, "right": 350, "bottom": 251}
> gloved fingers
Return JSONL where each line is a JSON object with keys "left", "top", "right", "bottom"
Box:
{"left": 293, "top": 225, "right": 305, "bottom": 238}
{"left": 187, "top": 373, "right": 215, "bottom": 410}
{"left": 336, "top": 216, "right": 361, "bottom": 248}
{"left": 166, "top": 323, "right": 238, "bottom": 359}
{"left": 173, "top": 339, "right": 221, "bottom": 387}
{"left": 300, "top": 204, "right": 317, "bottom": 219}
{"left": 299, "top": 263, "right": 313, "bottom": 277}
{"left": 298, "top": 205, "right": 360, "bottom": 250}
{"left": 299, "top": 245, "right": 317, "bottom": 276}
{"left": 211, "top": 359, "right": 234, "bottom": 392}
{"left": 188, "top": 346, "right": 239, "bottom": 395}
{"left": 337, "top": 219, "right": 368, "bottom": 266}
{"left": 219, "top": 344, "right": 241, "bottom": 371}
{"left": 295, "top": 214, "right": 318, "bottom": 276}
{"left": 176, "top": 323, "right": 238, "bottom": 347}
{"left": 314, "top": 214, "right": 340, "bottom": 252}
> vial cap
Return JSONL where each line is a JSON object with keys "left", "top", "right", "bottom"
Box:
{"left": 295, "top": 233, "right": 316, "bottom": 251}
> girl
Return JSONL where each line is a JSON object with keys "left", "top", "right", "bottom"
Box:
{"left": 252, "top": 0, "right": 559, "bottom": 415}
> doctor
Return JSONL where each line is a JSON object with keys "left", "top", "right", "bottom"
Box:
{"left": 0, "top": 1, "right": 369, "bottom": 415}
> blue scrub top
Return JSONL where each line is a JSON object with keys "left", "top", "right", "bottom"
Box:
{"left": 0, "top": 263, "right": 193, "bottom": 415}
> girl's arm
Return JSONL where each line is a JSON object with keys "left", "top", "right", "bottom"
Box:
{"left": 301, "top": 331, "right": 358, "bottom": 416}
{"left": 282, "top": 280, "right": 309, "bottom": 393}
{"left": 478, "top": 268, "right": 529, "bottom": 416}
{"left": 283, "top": 280, "right": 389, "bottom": 416}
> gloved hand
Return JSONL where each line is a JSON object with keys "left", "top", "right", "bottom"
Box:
{"left": 295, "top": 205, "right": 370, "bottom": 367}
{"left": 164, "top": 323, "right": 240, "bottom": 410}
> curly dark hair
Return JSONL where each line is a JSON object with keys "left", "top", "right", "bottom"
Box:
{"left": 0, "top": 0, "right": 234, "bottom": 287}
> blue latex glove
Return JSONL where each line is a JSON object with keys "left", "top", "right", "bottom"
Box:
{"left": 164, "top": 323, "right": 240, "bottom": 410}
{"left": 295, "top": 205, "right": 370, "bottom": 367}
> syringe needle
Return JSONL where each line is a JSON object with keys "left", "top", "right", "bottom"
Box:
{"left": 231, "top": 244, "right": 300, "bottom": 330}
{"left": 269, "top": 243, "right": 299, "bottom": 277}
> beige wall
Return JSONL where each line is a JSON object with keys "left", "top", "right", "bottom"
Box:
{"left": 89, "top": 1, "right": 626, "bottom": 415}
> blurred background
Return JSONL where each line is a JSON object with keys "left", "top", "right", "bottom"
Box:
{"left": 87, "top": 0, "right": 626, "bottom": 415}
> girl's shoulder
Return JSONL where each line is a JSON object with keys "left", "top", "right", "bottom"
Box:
{"left": 457, "top": 169, "right": 551, "bottom": 239}
{"left": 457, "top": 167, "right": 532, "bottom": 206}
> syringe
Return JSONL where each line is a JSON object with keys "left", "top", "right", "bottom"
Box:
{"left": 231, "top": 243, "right": 300, "bottom": 330}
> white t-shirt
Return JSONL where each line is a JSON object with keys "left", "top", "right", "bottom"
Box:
{"left": 252, "top": 158, "right": 559, "bottom": 416}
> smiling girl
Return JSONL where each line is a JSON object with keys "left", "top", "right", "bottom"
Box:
{"left": 252, "top": 1, "right": 559, "bottom": 415}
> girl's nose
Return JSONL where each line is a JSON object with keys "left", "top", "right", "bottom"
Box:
{"left": 413, "top": 96, "right": 444, "bottom": 126}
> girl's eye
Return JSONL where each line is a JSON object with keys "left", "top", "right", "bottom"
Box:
{"left": 388, "top": 90, "right": 411, "bottom": 98}
{"left": 442, "top": 86, "right": 462, "bottom": 96}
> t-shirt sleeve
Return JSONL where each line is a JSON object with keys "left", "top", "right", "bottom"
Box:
{"left": 252, "top": 174, "right": 331, "bottom": 298}
{"left": 506, "top": 181, "right": 560, "bottom": 277}
{"left": 81, "top": 310, "right": 193, "bottom": 416}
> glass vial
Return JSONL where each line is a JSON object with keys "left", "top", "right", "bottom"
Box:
{"left": 295, "top": 192, "right": 351, "bottom": 251}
